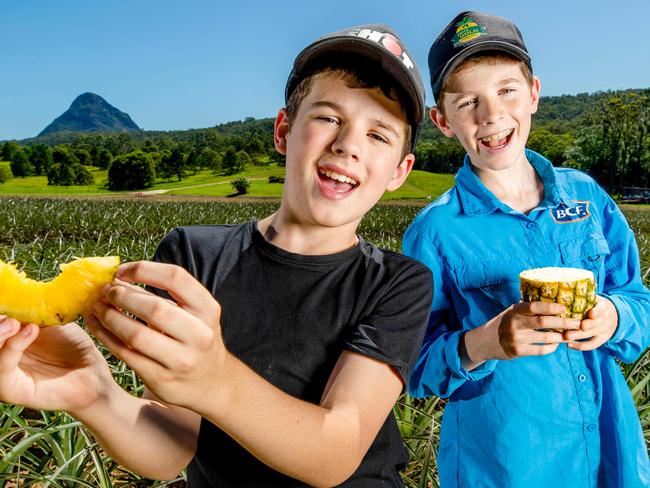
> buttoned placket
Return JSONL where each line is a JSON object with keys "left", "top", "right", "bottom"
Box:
{"left": 521, "top": 206, "right": 601, "bottom": 487}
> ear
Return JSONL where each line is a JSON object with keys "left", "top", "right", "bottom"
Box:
{"left": 274, "top": 108, "right": 290, "bottom": 155}
{"left": 385, "top": 153, "right": 415, "bottom": 192}
{"left": 429, "top": 106, "right": 455, "bottom": 138}
{"left": 529, "top": 76, "right": 541, "bottom": 115}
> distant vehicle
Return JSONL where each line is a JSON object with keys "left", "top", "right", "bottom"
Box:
{"left": 621, "top": 187, "right": 650, "bottom": 204}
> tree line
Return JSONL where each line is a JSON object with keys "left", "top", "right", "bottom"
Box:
{"left": 1, "top": 90, "right": 648, "bottom": 194}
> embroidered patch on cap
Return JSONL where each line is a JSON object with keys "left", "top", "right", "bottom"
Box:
{"left": 451, "top": 16, "right": 487, "bottom": 47}
{"left": 550, "top": 201, "right": 591, "bottom": 224}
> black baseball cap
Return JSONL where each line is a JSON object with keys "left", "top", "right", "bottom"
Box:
{"left": 429, "top": 11, "right": 532, "bottom": 103}
{"left": 285, "top": 24, "right": 426, "bottom": 149}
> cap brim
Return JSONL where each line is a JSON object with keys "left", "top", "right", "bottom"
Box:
{"left": 433, "top": 40, "right": 531, "bottom": 101}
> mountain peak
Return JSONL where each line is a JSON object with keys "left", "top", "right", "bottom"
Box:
{"left": 38, "top": 93, "right": 141, "bottom": 136}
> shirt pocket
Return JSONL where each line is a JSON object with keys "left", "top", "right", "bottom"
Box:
{"left": 452, "top": 260, "right": 522, "bottom": 326}
{"left": 559, "top": 233, "right": 610, "bottom": 292}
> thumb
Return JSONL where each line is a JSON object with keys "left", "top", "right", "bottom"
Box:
{"left": 0, "top": 324, "right": 39, "bottom": 374}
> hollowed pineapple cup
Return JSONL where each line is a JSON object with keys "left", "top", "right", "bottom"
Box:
{"left": 519, "top": 267, "right": 596, "bottom": 331}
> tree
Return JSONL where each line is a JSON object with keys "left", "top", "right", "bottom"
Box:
{"left": 567, "top": 92, "right": 650, "bottom": 192}
{"left": 222, "top": 147, "right": 239, "bottom": 175}
{"left": 236, "top": 150, "right": 252, "bottom": 171}
{"left": 95, "top": 148, "right": 113, "bottom": 169}
{"left": 10, "top": 149, "right": 35, "bottom": 177}
{"left": 1, "top": 141, "right": 20, "bottom": 162}
{"left": 198, "top": 147, "right": 222, "bottom": 172}
{"left": 231, "top": 177, "right": 250, "bottom": 195}
{"left": 158, "top": 146, "right": 186, "bottom": 181}
{"left": 47, "top": 163, "right": 76, "bottom": 186}
{"left": 107, "top": 151, "right": 155, "bottom": 191}
{"left": 73, "top": 164, "right": 95, "bottom": 185}
{"left": 0, "top": 165, "right": 12, "bottom": 183}
{"left": 52, "top": 146, "right": 79, "bottom": 167}
{"left": 527, "top": 129, "right": 574, "bottom": 166}
{"left": 74, "top": 148, "right": 92, "bottom": 167}
{"left": 29, "top": 144, "right": 53, "bottom": 175}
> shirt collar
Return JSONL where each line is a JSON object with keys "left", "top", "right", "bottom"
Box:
{"left": 455, "top": 149, "right": 573, "bottom": 216}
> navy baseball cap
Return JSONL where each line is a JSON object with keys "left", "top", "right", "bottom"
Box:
{"left": 429, "top": 11, "right": 532, "bottom": 103}
{"left": 285, "top": 24, "right": 426, "bottom": 149}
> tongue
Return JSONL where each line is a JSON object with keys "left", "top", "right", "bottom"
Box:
{"left": 321, "top": 175, "right": 354, "bottom": 193}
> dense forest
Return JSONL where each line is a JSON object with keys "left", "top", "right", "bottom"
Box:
{"left": 1, "top": 88, "right": 648, "bottom": 193}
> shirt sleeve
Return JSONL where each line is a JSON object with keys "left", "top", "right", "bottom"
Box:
{"left": 402, "top": 225, "right": 498, "bottom": 399}
{"left": 598, "top": 194, "right": 650, "bottom": 363}
{"left": 344, "top": 257, "right": 433, "bottom": 390}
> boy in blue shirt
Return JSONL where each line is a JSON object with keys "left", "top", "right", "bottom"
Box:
{"left": 403, "top": 11, "right": 650, "bottom": 487}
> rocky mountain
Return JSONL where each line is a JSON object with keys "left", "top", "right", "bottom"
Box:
{"left": 38, "top": 92, "right": 140, "bottom": 136}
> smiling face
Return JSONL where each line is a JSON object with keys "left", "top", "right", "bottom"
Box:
{"left": 431, "top": 57, "right": 540, "bottom": 175}
{"left": 274, "top": 73, "right": 414, "bottom": 234}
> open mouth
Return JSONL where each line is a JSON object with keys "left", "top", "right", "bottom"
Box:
{"left": 479, "top": 128, "right": 514, "bottom": 150}
{"left": 318, "top": 168, "right": 359, "bottom": 194}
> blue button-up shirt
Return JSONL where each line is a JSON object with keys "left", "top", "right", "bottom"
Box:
{"left": 403, "top": 150, "right": 650, "bottom": 488}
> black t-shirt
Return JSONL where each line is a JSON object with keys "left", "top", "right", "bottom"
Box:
{"left": 151, "top": 221, "right": 433, "bottom": 487}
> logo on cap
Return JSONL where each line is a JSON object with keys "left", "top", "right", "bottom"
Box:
{"left": 346, "top": 28, "right": 414, "bottom": 70}
{"left": 451, "top": 17, "right": 487, "bottom": 47}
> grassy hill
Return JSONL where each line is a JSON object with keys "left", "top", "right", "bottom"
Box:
{"left": 0, "top": 161, "right": 455, "bottom": 201}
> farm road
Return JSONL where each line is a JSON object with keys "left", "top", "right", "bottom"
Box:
{"left": 135, "top": 177, "right": 267, "bottom": 195}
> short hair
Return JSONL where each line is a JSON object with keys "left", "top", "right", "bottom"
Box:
{"left": 286, "top": 55, "right": 414, "bottom": 157}
{"left": 437, "top": 51, "right": 534, "bottom": 114}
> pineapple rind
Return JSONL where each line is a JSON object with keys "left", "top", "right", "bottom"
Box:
{"left": 519, "top": 267, "right": 596, "bottom": 328}
{"left": 0, "top": 256, "right": 120, "bottom": 326}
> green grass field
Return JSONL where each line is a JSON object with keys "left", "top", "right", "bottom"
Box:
{"left": 0, "top": 161, "right": 454, "bottom": 201}
{"left": 0, "top": 197, "right": 648, "bottom": 487}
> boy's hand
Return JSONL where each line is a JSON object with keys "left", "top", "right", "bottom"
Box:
{"left": 0, "top": 317, "right": 111, "bottom": 412}
{"left": 564, "top": 295, "right": 618, "bottom": 351}
{"left": 88, "top": 261, "right": 227, "bottom": 409}
{"left": 463, "top": 302, "right": 580, "bottom": 370}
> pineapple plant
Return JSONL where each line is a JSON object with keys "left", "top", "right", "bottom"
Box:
{"left": 520, "top": 267, "right": 597, "bottom": 322}
{"left": 0, "top": 256, "right": 120, "bottom": 326}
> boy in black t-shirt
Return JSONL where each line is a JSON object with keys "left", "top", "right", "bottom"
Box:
{"left": 0, "top": 25, "right": 433, "bottom": 486}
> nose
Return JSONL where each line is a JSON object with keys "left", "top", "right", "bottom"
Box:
{"left": 478, "top": 96, "right": 503, "bottom": 125}
{"left": 331, "top": 125, "right": 361, "bottom": 161}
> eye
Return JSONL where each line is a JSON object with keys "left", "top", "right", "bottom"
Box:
{"left": 369, "top": 132, "right": 389, "bottom": 144}
{"left": 316, "top": 115, "right": 339, "bottom": 125}
{"left": 500, "top": 87, "right": 516, "bottom": 95}
{"left": 458, "top": 98, "right": 477, "bottom": 109}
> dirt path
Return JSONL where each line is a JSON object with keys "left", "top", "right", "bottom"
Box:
{"left": 136, "top": 177, "right": 268, "bottom": 195}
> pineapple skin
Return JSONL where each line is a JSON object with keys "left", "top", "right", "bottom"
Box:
{"left": 0, "top": 256, "right": 120, "bottom": 326}
{"left": 519, "top": 270, "right": 596, "bottom": 327}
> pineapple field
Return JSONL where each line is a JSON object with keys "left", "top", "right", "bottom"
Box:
{"left": 0, "top": 196, "right": 648, "bottom": 487}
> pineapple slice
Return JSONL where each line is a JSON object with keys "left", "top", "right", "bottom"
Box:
{"left": 0, "top": 256, "right": 120, "bottom": 326}
{"left": 519, "top": 267, "right": 596, "bottom": 326}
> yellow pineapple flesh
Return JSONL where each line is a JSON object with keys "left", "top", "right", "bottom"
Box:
{"left": 0, "top": 256, "right": 120, "bottom": 326}
{"left": 519, "top": 267, "right": 596, "bottom": 328}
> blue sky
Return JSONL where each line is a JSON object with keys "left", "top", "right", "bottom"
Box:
{"left": 2, "top": 0, "right": 649, "bottom": 141}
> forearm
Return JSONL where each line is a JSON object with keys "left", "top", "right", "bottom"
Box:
{"left": 461, "top": 316, "right": 501, "bottom": 371}
{"left": 70, "top": 381, "right": 199, "bottom": 480}
{"left": 196, "top": 354, "right": 387, "bottom": 487}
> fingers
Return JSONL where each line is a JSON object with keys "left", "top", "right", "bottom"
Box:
{"left": 115, "top": 262, "right": 218, "bottom": 320}
{"left": 101, "top": 281, "right": 199, "bottom": 344}
{"left": 514, "top": 301, "right": 567, "bottom": 317}
{"left": 0, "top": 316, "right": 21, "bottom": 348}
{"left": 85, "top": 313, "right": 173, "bottom": 380}
{"left": 567, "top": 335, "right": 607, "bottom": 351}
{"left": 0, "top": 323, "right": 39, "bottom": 374}
{"left": 90, "top": 303, "right": 187, "bottom": 370}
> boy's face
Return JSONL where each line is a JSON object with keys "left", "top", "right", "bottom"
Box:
{"left": 430, "top": 60, "right": 540, "bottom": 173}
{"left": 274, "top": 74, "right": 414, "bottom": 231}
